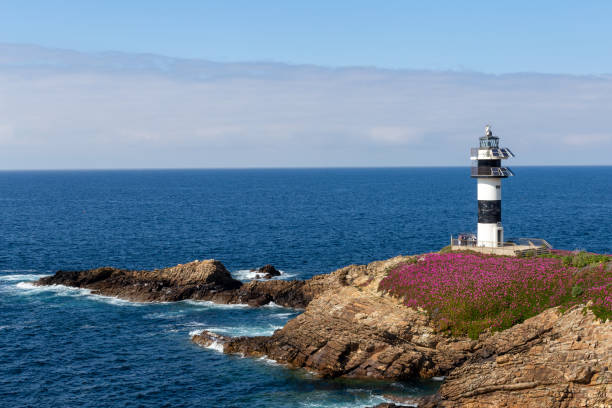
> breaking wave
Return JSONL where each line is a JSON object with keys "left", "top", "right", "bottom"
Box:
{"left": 197, "top": 324, "right": 283, "bottom": 337}
{"left": 182, "top": 299, "right": 250, "bottom": 309}
{"left": 231, "top": 269, "right": 297, "bottom": 282}
{"left": 12, "top": 282, "right": 144, "bottom": 306}
{"left": 0, "top": 274, "right": 50, "bottom": 282}
{"left": 204, "top": 340, "right": 225, "bottom": 353}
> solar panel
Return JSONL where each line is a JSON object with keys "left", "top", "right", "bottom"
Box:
{"left": 504, "top": 148, "right": 515, "bottom": 157}
{"left": 489, "top": 148, "right": 501, "bottom": 158}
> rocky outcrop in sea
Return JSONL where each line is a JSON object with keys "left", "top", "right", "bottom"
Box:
{"left": 37, "top": 256, "right": 611, "bottom": 407}
{"left": 36, "top": 259, "right": 341, "bottom": 308}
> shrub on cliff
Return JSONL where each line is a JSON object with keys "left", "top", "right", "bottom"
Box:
{"left": 379, "top": 252, "right": 611, "bottom": 339}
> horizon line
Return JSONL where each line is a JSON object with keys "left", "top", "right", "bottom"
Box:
{"left": 1, "top": 164, "right": 611, "bottom": 172}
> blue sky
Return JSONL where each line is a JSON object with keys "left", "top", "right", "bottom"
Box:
{"left": 0, "top": 2, "right": 611, "bottom": 168}
{"left": 2, "top": 1, "right": 611, "bottom": 74}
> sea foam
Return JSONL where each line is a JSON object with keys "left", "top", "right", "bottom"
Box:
{"left": 182, "top": 299, "right": 249, "bottom": 309}
{"left": 205, "top": 340, "right": 225, "bottom": 353}
{"left": 0, "top": 274, "right": 50, "bottom": 282}
{"left": 231, "top": 269, "right": 296, "bottom": 282}
{"left": 13, "top": 282, "right": 144, "bottom": 306}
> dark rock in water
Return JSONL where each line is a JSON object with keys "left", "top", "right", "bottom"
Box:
{"left": 36, "top": 259, "right": 338, "bottom": 308}
{"left": 257, "top": 264, "right": 281, "bottom": 279}
{"left": 247, "top": 295, "right": 271, "bottom": 307}
{"left": 192, "top": 330, "right": 232, "bottom": 351}
{"left": 37, "top": 260, "right": 243, "bottom": 303}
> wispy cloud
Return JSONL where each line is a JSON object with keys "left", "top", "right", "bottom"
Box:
{"left": 562, "top": 134, "right": 612, "bottom": 146}
{"left": 0, "top": 43, "right": 610, "bottom": 169}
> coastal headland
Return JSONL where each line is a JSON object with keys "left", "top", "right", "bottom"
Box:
{"left": 37, "top": 252, "right": 611, "bottom": 407}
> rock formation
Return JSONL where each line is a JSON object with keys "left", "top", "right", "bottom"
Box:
{"left": 253, "top": 264, "right": 281, "bottom": 279}
{"left": 420, "top": 304, "right": 611, "bottom": 408}
{"left": 191, "top": 256, "right": 611, "bottom": 407}
{"left": 37, "top": 260, "right": 243, "bottom": 303}
{"left": 38, "top": 256, "right": 611, "bottom": 406}
{"left": 193, "top": 256, "right": 476, "bottom": 379}
{"left": 36, "top": 259, "right": 344, "bottom": 308}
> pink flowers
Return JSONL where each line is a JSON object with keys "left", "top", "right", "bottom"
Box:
{"left": 379, "top": 252, "right": 611, "bottom": 338}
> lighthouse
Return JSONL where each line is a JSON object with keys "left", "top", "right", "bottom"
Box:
{"left": 470, "top": 125, "right": 514, "bottom": 247}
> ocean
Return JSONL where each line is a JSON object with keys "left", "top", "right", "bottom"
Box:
{"left": 1, "top": 167, "right": 610, "bottom": 407}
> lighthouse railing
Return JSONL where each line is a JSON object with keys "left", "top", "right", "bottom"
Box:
{"left": 450, "top": 236, "right": 508, "bottom": 248}
{"left": 450, "top": 236, "right": 553, "bottom": 250}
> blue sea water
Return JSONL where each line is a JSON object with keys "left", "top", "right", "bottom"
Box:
{"left": 1, "top": 167, "right": 610, "bottom": 407}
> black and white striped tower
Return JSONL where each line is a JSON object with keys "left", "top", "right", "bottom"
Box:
{"left": 470, "top": 125, "right": 515, "bottom": 247}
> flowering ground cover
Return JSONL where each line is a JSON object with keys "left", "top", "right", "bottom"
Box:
{"left": 379, "top": 252, "right": 611, "bottom": 339}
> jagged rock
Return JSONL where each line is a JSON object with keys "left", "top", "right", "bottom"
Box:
{"left": 201, "top": 256, "right": 475, "bottom": 380}
{"left": 36, "top": 258, "right": 347, "bottom": 308}
{"left": 37, "top": 260, "right": 243, "bottom": 302}
{"left": 257, "top": 264, "right": 281, "bottom": 279}
{"left": 426, "top": 305, "right": 611, "bottom": 408}
{"left": 192, "top": 330, "right": 232, "bottom": 349}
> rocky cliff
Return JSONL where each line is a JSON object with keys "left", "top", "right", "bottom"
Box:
{"left": 38, "top": 256, "right": 611, "bottom": 406}
{"left": 190, "top": 256, "right": 611, "bottom": 407}
{"left": 423, "top": 304, "right": 611, "bottom": 408}
{"left": 193, "top": 256, "right": 475, "bottom": 380}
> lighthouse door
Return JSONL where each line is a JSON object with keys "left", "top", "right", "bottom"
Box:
{"left": 497, "top": 229, "right": 502, "bottom": 246}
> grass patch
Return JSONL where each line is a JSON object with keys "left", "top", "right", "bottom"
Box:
{"left": 379, "top": 252, "right": 611, "bottom": 339}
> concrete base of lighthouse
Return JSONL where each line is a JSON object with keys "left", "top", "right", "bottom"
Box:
{"left": 477, "top": 222, "right": 503, "bottom": 247}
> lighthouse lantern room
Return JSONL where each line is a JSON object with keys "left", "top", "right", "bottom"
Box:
{"left": 469, "top": 125, "right": 514, "bottom": 248}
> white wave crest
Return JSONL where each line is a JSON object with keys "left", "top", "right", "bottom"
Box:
{"left": 271, "top": 312, "right": 295, "bottom": 319}
{"left": 194, "top": 324, "right": 283, "bottom": 337}
{"left": 231, "top": 269, "right": 296, "bottom": 282}
{"left": 15, "top": 281, "right": 86, "bottom": 293}
{"left": 298, "top": 395, "right": 393, "bottom": 408}
{"left": 182, "top": 299, "right": 249, "bottom": 309}
{"left": 189, "top": 329, "right": 205, "bottom": 336}
{"left": 181, "top": 321, "right": 207, "bottom": 328}
{"left": 13, "top": 282, "right": 144, "bottom": 306}
{"left": 205, "top": 341, "right": 225, "bottom": 353}
{"left": 0, "top": 274, "right": 50, "bottom": 282}
{"left": 143, "top": 312, "right": 186, "bottom": 320}
{"left": 257, "top": 356, "right": 280, "bottom": 366}
{"left": 263, "top": 301, "right": 284, "bottom": 308}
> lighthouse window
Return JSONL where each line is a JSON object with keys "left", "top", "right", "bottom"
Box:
{"left": 496, "top": 185, "right": 501, "bottom": 189}
{"left": 480, "top": 138, "right": 499, "bottom": 148}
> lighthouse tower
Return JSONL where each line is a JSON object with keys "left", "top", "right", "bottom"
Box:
{"left": 470, "top": 125, "right": 515, "bottom": 247}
